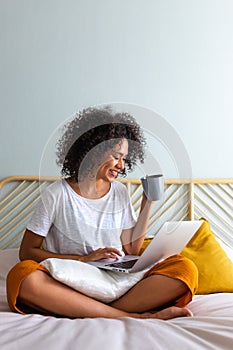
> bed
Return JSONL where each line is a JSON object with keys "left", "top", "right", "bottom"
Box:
{"left": 0, "top": 176, "right": 233, "bottom": 350}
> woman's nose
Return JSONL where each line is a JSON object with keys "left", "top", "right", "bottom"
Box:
{"left": 116, "top": 158, "right": 124, "bottom": 169}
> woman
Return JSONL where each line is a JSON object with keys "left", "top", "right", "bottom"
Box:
{"left": 7, "top": 106, "right": 198, "bottom": 320}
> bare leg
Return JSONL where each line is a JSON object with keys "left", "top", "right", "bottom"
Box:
{"left": 18, "top": 271, "right": 192, "bottom": 320}
{"left": 111, "top": 274, "right": 189, "bottom": 312}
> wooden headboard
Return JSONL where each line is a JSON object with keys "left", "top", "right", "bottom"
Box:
{"left": 0, "top": 176, "right": 232, "bottom": 249}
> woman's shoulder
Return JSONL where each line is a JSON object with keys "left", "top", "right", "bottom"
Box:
{"left": 112, "top": 180, "right": 128, "bottom": 195}
{"left": 40, "top": 179, "right": 64, "bottom": 199}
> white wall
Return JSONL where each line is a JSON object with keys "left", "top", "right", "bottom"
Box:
{"left": 1, "top": 0, "right": 233, "bottom": 180}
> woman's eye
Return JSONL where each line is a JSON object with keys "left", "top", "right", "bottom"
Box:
{"left": 112, "top": 154, "right": 127, "bottom": 161}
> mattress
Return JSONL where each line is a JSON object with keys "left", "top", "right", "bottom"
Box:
{"left": 1, "top": 249, "right": 233, "bottom": 350}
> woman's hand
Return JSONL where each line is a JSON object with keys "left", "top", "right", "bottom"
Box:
{"left": 83, "top": 247, "right": 122, "bottom": 262}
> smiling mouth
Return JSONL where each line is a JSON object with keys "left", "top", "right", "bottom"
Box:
{"left": 109, "top": 170, "right": 118, "bottom": 178}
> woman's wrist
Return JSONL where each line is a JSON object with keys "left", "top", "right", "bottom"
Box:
{"left": 75, "top": 255, "right": 87, "bottom": 263}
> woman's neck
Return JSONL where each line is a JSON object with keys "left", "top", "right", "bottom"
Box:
{"left": 67, "top": 178, "right": 111, "bottom": 199}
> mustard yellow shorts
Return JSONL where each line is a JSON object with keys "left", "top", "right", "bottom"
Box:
{"left": 7, "top": 240, "right": 198, "bottom": 315}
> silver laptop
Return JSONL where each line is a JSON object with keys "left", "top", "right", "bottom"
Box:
{"left": 88, "top": 220, "right": 203, "bottom": 273}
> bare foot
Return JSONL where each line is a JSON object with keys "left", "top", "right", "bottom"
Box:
{"left": 135, "top": 306, "right": 193, "bottom": 320}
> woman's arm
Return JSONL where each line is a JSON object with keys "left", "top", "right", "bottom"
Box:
{"left": 121, "top": 193, "right": 153, "bottom": 256}
{"left": 19, "top": 229, "right": 122, "bottom": 263}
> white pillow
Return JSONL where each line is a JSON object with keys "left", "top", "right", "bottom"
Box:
{"left": 41, "top": 258, "right": 145, "bottom": 303}
{"left": 0, "top": 248, "right": 20, "bottom": 311}
{"left": 0, "top": 248, "right": 20, "bottom": 280}
{"left": 0, "top": 250, "right": 143, "bottom": 308}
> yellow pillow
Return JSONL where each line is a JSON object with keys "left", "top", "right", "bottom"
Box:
{"left": 181, "top": 218, "right": 233, "bottom": 294}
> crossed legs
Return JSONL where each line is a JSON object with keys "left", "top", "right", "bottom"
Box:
{"left": 18, "top": 270, "right": 192, "bottom": 320}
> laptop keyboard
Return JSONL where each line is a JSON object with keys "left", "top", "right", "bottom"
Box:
{"left": 106, "top": 258, "right": 138, "bottom": 269}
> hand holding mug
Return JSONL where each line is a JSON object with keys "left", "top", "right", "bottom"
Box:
{"left": 140, "top": 174, "right": 164, "bottom": 201}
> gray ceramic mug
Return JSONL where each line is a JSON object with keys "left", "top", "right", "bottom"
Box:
{"left": 140, "top": 174, "right": 164, "bottom": 201}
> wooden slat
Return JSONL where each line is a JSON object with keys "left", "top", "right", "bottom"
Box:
{"left": 0, "top": 176, "right": 232, "bottom": 249}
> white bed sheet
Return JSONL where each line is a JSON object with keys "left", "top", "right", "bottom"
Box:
{"left": 1, "top": 249, "right": 233, "bottom": 350}
{"left": 0, "top": 311, "right": 233, "bottom": 350}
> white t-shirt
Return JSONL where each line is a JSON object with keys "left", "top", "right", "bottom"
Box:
{"left": 27, "top": 180, "right": 137, "bottom": 256}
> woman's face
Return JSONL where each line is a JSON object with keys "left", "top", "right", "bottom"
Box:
{"left": 96, "top": 138, "right": 129, "bottom": 183}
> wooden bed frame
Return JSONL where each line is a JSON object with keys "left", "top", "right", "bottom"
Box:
{"left": 0, "top": 176, "right": 232, "bottom": 250}
{"left": 1, "top": 176, "right": 233, "bottom": 350}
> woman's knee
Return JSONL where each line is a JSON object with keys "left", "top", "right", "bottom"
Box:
{"left": 180, "top": 255, "right": 198, "bottom": 285}
{"left": 19, "top": 270, "right": 48, "bottom": 301}
{"left": 145, "top": 254, "right": 198, "bottom": 293}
